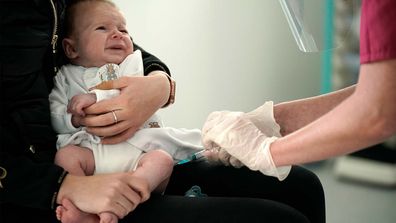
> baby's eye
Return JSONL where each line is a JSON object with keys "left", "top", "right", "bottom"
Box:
{"left": 96, "top": 26, "right": 106, "bottom": 31}
{"left": 119, "top": 29, "right": 128, "bottom": 34}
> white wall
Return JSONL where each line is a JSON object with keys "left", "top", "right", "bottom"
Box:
{"left": 113, "top": 0, "right": 322, "bottom": 129}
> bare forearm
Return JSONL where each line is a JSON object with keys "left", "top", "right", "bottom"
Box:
{"left": 145, "top": 71, "right": 171, "bottom": 108}
{"left": 272, "top": 60, "right": 396, "bottom": 166}
{"left": 272, "top": 93, "right": 373, "bottom": 166}
{"left": 274, "top": 85, "right": 355, "bottom": 136}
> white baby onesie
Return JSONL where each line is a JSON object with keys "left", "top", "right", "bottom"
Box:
{"left": 50, "top": 50, "right": 203, "bottom": 174}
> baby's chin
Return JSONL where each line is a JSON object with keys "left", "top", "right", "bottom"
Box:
{"left": 91, "top": 59, "right": 123, "bottom": 67}
{"left": 105, "top": 56, "right": 126, "bottom": 65}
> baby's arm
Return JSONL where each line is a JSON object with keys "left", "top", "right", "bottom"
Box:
{"left": 68, "top": 93, "right": 97, "bottom": 116}
{"left": 67, "top": 93, "right": 97, "bottom": 128}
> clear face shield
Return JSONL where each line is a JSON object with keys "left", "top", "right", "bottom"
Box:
{"left": 279, "top": 0, "right": 357, "bottom": 53}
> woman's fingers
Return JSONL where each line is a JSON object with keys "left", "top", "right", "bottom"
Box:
{"left": 85, "top": 78, "right": 131, "bottom": 114}
{"left": 98, "top": 174, "right": 150, "bottom": 218}
{"left": 79, "top": 110, "right": 120, "bottom": 127}
{"left": 107, "top": 188, "right": 137, "bottom": 218}
{"left": 80, "top": 108, "right": 141, "bottom": 142}
{"left": 107, "top": 173, "right": 150, "bottom": 218}
{"left": 81, "top": 76, "right": 159, "bottom": 142}
{"left": 84, "top": 118, "right": 137, "bottom": 139}
{"left": 126, "top": 173, "right": 151, "bottom": 203}
{"left": 84, "top": 98, "right": 122, "bottom": 115}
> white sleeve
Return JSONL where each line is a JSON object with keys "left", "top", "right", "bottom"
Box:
{"left": 91, "top": 89, "right": 120, "bottom": 102}
{"left": 49, "top": 71, "right": 79, "bottom": 134}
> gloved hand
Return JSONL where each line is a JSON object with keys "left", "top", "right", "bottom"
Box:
{"left": 243, "top": 101, "right": 281, "bottom": 138}
{"left": 203, "top": 102, "right": 280, "bottom": 168}
{"left": 204, "top": 147, "right": 244, "bottom": 168}
{"left": 202, "top": 102, "right": 291, "bottom": 181}
{"left": 202, "top": 111, "right": 244, "bottom": 167}
{"left": 203, "top": 102, "right": 280, "bottom": 167}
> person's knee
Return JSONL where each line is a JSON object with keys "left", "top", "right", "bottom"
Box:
{"left": 289, "top": 166, "right": 326, "bottom": 223}
{"left": 296, "top": 166, "right": 324, "bottom": 196}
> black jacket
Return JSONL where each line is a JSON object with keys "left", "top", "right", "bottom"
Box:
{"left": 0, "top": 0, "right": 170, "bottom": 210}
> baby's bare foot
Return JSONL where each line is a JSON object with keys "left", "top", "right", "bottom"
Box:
{"left": 58, "top": 198, "right": 99, "bottom": 223}
{"left": 99, "top": 211, "right": 118, "bottom": 223}
{"left": 56, "top": 205, "right": 66, "bottom": 221}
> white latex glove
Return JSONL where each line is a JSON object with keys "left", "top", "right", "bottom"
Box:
{"left": 244, "top": 101, "right": 281, "bottom": 138}
{"left": 202, "top": 111, "right": 244, "bottom": 167}
{"left": 204, "top": 147, "right": 244, "bottom": 168}
{"left": 203, "top": 102, "right": 279, "bottom": 168}
{"left": 202, "top": 102, "right": 291, "bottom": 180}
{"left": 203, "top": 102, "right": 280, "bottom": 167}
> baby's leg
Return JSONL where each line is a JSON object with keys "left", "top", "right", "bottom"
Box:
{"left": 56, "top": 198, "right": 99, "bottom": 223}
{"left": 55, "top": 145, "right": 95, "bottom": 176}
{"left": 54, "top": 145, "right": 97, "bottom": 222}
{"left": 134, "top": 149, "right": 174, "bottom": 193}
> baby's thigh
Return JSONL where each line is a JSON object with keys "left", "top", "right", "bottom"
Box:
{"left": 138, "top": 150, "right": 174, "bottom": 170}
{"left": 55, "top": 145, "right": 95, "bottom": 175}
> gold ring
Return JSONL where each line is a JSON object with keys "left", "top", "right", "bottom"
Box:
{"left": 111, "top": 110, "right": 118, "bottom": 124}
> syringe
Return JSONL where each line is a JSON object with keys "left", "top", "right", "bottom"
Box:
{"left": 176, "top": 150, "right": 206, "bottom": 165}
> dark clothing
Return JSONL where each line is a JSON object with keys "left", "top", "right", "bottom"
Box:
{"left": 0, "top": 0, "right": 66, "bottom": 210}
{"left": 164, "top": 161, "right": 325, "bottom": 223}
{"left": 1, "top": 161, "right": 325, "bottom": 223}
{"left": 0, "top": 0, "right": 170, "bottom": 210}
{"left": 0, "top": 0, "right": 325, "bottom": 222}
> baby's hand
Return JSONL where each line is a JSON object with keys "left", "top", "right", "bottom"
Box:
{"left": 67, "top": 93, "right": 97, "bottom": 116}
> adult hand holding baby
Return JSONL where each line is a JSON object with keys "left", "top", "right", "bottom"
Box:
{"left": 81, "top": 71, "right": 171, "bottom": 144}
{"left": 57, "top": 172, "right": 150, "bottom": 219}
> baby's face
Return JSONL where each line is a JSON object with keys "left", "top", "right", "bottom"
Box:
{"left": 70, "top": 1, "right": 133, "bottom": 67}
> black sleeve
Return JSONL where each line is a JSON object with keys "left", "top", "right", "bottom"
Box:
{"left": 0, "top": 148, "right": 66, "bottom": 210}
{"left": 134, "top": 43, "right": 171, "bottom": 76}
{"left": 0, "top": 54, "right": 67, "bottom": 210}
{"left": 0, "top": 68, "right": 67, "bottom": 210}
{"left": 0, "top": 0, "right": 67, "bottom": 209}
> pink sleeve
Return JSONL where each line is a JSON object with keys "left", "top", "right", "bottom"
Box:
{"left": 360, "top": 0, "right": 396, "bottom": 64}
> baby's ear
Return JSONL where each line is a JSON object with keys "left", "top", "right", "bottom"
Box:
{"left": 62, "top": 38, "right": 78, "bottom": 59}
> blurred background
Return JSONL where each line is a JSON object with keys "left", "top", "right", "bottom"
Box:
{"left": 114, "top": 0, "right": 322, "bottom": 129}
{"left": 113, "top": 1, "right": 395, "bottom": 222}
